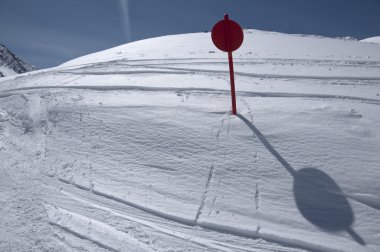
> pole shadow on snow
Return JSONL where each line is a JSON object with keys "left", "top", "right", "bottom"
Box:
{"left": 236, "top": 114, "right": 366, "bottom": 245}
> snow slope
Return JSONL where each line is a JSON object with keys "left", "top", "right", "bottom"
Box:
{"left": 0, "top": 30, "right": 380, "bottom": 252}
{"left": 361, "top": 36, "right": 380, "bottom": 44}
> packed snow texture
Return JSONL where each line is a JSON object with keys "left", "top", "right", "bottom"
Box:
{"left": 0, "top": 30, "right": 380, "bottom": 252}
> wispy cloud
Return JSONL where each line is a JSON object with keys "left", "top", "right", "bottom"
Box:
{"left": 117, "top": 0, "right": 132, "bottom": 42}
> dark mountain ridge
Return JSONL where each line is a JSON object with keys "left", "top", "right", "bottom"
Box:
{"left": 0, "top": 44, "right": 37, "bottom": 77}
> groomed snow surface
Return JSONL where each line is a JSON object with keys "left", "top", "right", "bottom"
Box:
{"left": 1, "top": 30, "right": 380, "bottom": 251}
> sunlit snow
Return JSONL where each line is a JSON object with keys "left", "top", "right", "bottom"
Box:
{"left": 1, "top": 30, "right": 380, "bottom": 251}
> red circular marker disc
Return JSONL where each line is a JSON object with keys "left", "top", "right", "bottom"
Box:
{"left": 211, "top": 19, "right": 244, "bottom": 52}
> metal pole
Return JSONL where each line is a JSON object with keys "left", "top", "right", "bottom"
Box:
{"left": 224, "top": 14, "right": 237, "bottom": 115}
{"left": 228, "top": 51, "right": 237, "bottom": 115}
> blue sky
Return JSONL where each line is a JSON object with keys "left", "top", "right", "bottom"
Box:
{"left": 1, "top": 0, "right": 379, "bottom": 68}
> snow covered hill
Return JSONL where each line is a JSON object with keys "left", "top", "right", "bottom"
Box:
{"left": 0, "top": 44, "right": 36, "bottom": 77}
{"left": 361, "top": 36, "right": 380, "bottom": 44}
{"left": 0, "top": 30, "right": 380, "bottom": 252}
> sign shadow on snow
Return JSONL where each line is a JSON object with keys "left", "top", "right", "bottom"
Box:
{"left": 236, "top": 114, "right": 366, "bottom": 245}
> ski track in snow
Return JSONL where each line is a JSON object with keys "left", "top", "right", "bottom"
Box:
{"left": 42, "top": 180, "right": 307, "bottom": 252}
{"left": 195, "top": 164, "right": 215, "bottom": 223}
{"left": 58, "top": 63, "right": 380, "bottom": 81}
{"left": 2, "top": 85, "right": 380, "bottom": 106}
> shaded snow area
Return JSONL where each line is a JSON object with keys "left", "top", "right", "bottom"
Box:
{"left": 0, "top": 30, "right": 380, "bottom": 251}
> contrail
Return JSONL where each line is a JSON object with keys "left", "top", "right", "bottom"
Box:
{"left": 117, "top": 0, "right": 132, "bottom": 42}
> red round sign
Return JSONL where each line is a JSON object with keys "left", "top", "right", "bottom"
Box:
{"left": 211, "top": 15, "right": 244, "bottom": 52}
